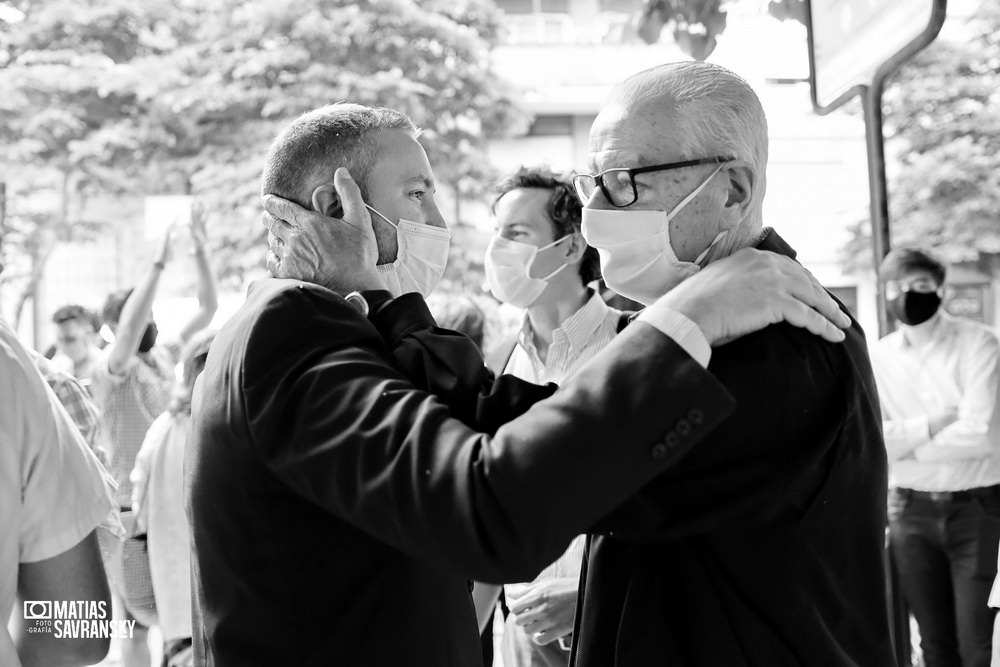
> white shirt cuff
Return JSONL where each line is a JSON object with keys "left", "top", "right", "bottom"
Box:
{"left": 637, "top": 307, "right": 712, "bottom": 368}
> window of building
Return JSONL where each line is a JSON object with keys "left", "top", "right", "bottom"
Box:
{"left": 527, "top": 115, "right": 573, "bottom": 137}
{"left": 827, "top": 286, "right": 858, "bottom": 321}
{"left": 496, "top": 0, "right": 569, "bottom": 14}
{"left": 946, "top": 283, "right": 992, "bottom": 324}
{"left": 598, "top": 0, "right": 639, "bottom": 13}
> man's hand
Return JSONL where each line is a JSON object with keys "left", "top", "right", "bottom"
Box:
{"left": 506, "top": 578, "right": 579, "bottom": 647}
{"left": 658, "top": 248, "right": 852, "bottom": 346}
{"left": 262, "top": 167, "right": 384, "bottom": 294}
{"left": 929, "top": 408, "right": 959, "bottom": 437}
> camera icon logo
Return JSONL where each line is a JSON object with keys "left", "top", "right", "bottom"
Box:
{"left": 23, "top": 601, "right": 52, "bottom": 620}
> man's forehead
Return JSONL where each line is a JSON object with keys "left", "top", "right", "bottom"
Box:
{"left": 496, "top": 188, "right": 551, "bottom": 220}
{"left": 371, "top": 131, "right": 436, "bottom": 186}
{"left": 588, "top": 101, "right": 680, "bottom": 170}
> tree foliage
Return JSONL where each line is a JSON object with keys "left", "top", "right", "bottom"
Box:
{"left": 634, "top": 0, "right": 803, "bottom": 61}
{"left": 841, "top": 2, "right": 1000, "bottom": 271}
{"left": 0, "top": 0, "right": 526, "bottom": 322}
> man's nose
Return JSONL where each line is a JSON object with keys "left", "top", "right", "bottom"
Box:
{"left": 584, "top": 188, "right": 614, "bottom": 211}
{"left": 426, "top": 202, "right": 447, "bottom": 229}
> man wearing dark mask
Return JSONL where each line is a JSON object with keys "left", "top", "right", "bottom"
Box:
{"left": 92, "top": 210, "right": 218, "bottom": 667}
{"left": 871, "top": 247, "right": 1000, "bottom": 667}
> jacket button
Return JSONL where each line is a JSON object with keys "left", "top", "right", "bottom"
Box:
{"left": 664, "top": 432, "right": 680, "bottom": 449}
{"left": 651, "top": 442, "right": 668, "bottom": 459}
{"left": 676, "top": 419, "right": 692, "bottom": 436}
{"left": 688, "top": 408, "right": 704, "bottom": 425}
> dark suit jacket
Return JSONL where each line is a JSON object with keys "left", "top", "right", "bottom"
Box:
{"left": 186, "top": 278, "right": 734, "bottom": 666}
{"left": 387, "top": 230, "right": 893, "bottom": 666}
{"left": 569, "top": 230, "right": 894, "bottom": 666}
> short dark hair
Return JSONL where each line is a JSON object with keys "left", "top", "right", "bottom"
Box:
{"left": 491, "top": 167, "right": 602, "bottom": 286}
{"left": 261, "top": 103, "right": 418, "bottom": 209}
{"left": 53, "top": 304, "right": 96, "bottom": 329}
{"left": 102, "top": 288, "right": 134, "bottom": 325}
{"left": 879, "top": 247, "right": 947, "bottom": 285}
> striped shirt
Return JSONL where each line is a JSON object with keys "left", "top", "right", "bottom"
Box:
{"left": 506, "top": 292, "right": 621, "bottom": 386}
{"left": 501, "top": 292, "right": 620, "bottom": 665}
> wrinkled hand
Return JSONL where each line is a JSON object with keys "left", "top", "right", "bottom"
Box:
{"left": 507, "top": 578, "right": 579, "bottom": 647}
{"left": 262, "top": 168, "right": 383, "bottom": 294}
{"left": 657, "top": 248, "right": 852, "bottom": 346}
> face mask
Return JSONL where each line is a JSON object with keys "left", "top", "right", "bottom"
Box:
{"left": 138, "top": 321, "right": 158, "bottom": 353}
{"left": 367, "top": 205, "right": 451, "bottom": 298}
{"left": 888, "top": 291, "right": 941, "bottom": 326}
{"left": 484, "top": 234, "right": 573, "bottom": 308}
{"left": 581, "top": 164, "right": 726, "bottom": 305}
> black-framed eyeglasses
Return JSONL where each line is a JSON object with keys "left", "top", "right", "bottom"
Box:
{"left": 572, "top": 156, "right": 732, "bottom": 208}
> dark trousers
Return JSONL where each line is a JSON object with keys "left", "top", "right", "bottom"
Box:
{"left": 889, "top": 487, "right": 1000, "bottom": 667}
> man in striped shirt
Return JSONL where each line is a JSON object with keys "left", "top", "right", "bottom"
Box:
{"left": 478, "top": 167, "right": 619, "bottom": 667}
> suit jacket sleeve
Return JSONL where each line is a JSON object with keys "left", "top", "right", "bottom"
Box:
{"left": 242, "top": 283, "right": 735, "bottom": 582}
{"left": 591, "top": 322, "right": 881, "bottom": 540}
{"left": 369, "top": 292, "right": 557, "bottom": 434}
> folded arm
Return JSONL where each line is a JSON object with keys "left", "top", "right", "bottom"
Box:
{"left": 912, "top": 331, "right": 1000, "bottom": 463}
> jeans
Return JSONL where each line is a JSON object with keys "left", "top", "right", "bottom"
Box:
{"left": 889, "top": 488, "right": 1000, "bottom": 667}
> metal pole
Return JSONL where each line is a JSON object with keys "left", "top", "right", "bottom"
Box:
{"left": 0, "top": 181, "right": 6, "bottom": 307}
{"left": 861, "top": 82, "right": 892, "bottom": 338}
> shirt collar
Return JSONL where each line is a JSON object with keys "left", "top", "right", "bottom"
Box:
{"left": 890, "top": 310, "right": 955, "bottom": 350}
{"left": 558, "top": 292, "right": 612, "bottom": 353}
{"left": 516, "top": 291, "right": 612, "bottom": 355}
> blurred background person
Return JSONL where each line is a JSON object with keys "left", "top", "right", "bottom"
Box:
{"left": 872, "top": 246, "right": 1000, "bottom": 667}
{"left": 28, "top": 348, "right": 107, "bottom": 465}
{"left": 51, "top": 304, "right": 105, "bottom": 382}
{"left": 130, "top": 329, "right": 216, "bottom": 667}
{"left": 477, "top": 166, "right": 616, "bottom": 667}
{"left": 92, "top": 209, "right": 217, "bottom": 667}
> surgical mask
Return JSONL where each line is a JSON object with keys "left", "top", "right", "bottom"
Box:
{"left": 367, "top": 205, "right": 451, "bottom": 298}
{"left": 485, "top": 234, "right": 573, "bottom": 308}
{"left": 888, "top": 291, "right": 941, "bottom": 326}
{"left": 581, "top": 164, "right": 726, "bottom": 305}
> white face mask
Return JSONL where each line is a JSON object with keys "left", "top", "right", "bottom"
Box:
{"left": 367, "top": 205, "right": 451, "bottom": 298}
{"left": 581, "top": 164, "right": 726, "bottom": 305}
{"left": 484, "top": 234, "right": 573, "bottom": 308}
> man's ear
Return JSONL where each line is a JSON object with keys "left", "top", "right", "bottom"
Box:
{"left": 723, "top": 161, "right": 754, "bottom": 215}
{"left": 565, "top": 232, "right": 587, "bottom": 263}
{"left": 311, "top": 184, "right": 344, "bottom": 218}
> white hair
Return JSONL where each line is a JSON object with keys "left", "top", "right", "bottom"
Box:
{"left": 612, "top": 62, "right": 769, "bottom": 251}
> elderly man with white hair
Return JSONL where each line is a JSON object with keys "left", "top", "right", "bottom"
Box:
{"left": 563, "top": 61, "right": 893, "bottom": 666}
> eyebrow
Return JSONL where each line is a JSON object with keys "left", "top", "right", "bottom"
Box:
{"left": 404, "top": 176, "right": 434, "bottom": 189}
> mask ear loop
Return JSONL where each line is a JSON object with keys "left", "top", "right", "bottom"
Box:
{"left": 528, "top": 234, "right": 576, "bottom": 281}
{"left": 365, "top": 204, "right": 398, "bottom": 229}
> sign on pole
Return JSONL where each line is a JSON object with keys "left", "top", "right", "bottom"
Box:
{"left": 807, "top": 0, "right": 944, "bottom": 114}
